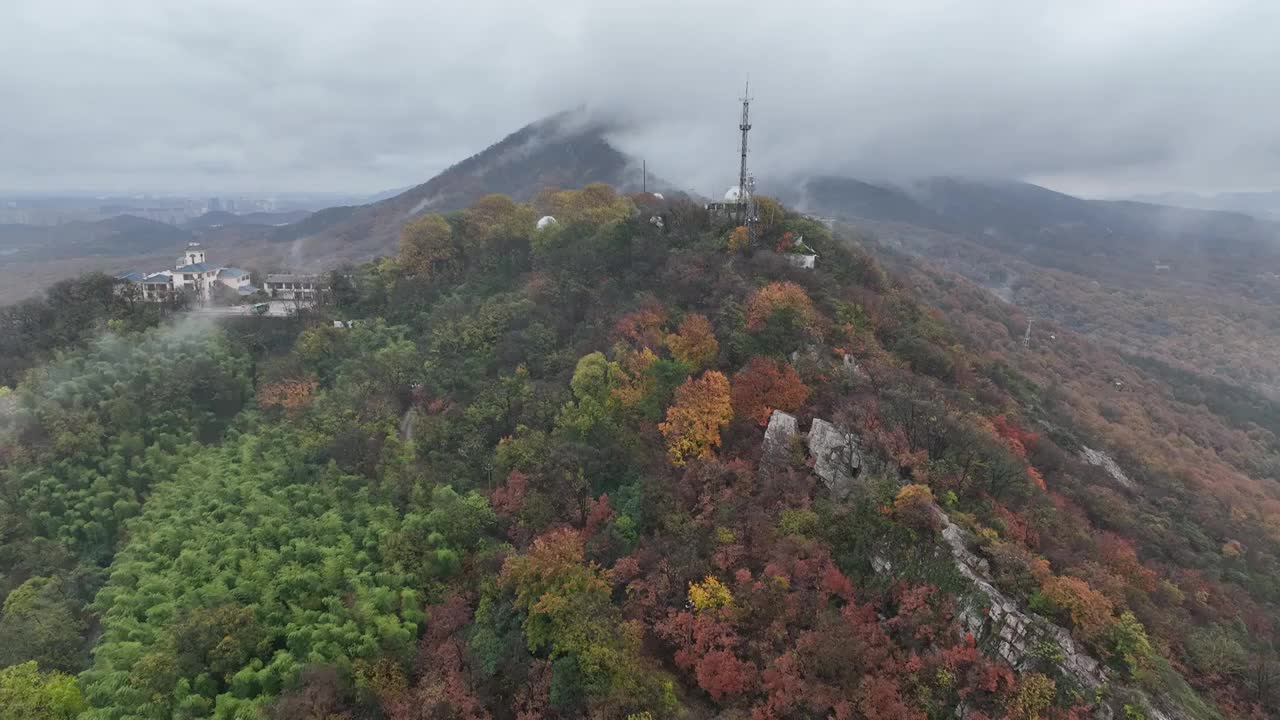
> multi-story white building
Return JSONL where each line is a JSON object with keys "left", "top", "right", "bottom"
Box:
{"left": 263, "top": 273, "right": 324, "bottom": 300}
{"left": 116, "top": 243, "right": 256, "bottom": 303}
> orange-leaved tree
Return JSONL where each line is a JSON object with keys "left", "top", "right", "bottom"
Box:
{"left": 614, "top": 301, "right": 668, "bottom": 350}
{"left": 1036, "top": 575, "right": 1114, "bottom": 643}
{"left": 730, "top": 356, "right": 809, "bottom": 426}
{"left": 667, "top": 314, "right": 720, "bottom": 369}
{"left": 893, "top": 484, "right": 938, "bottom": 533}
{"left": 745, "top": 281, "right": 818, "bottom": 332}
{"left": 726, "top": 226, "right": 750, "bottom": 253}
{"left": 659, "top": 371, "right": 733, "bottom": 466}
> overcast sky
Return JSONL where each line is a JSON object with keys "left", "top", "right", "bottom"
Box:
{"left": 1, "top": 0, "right": 1276, "bottom": 198}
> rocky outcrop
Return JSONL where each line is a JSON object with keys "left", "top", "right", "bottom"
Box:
{"left": 762, "top": 410, "right": 1103, "bottom": 693}
{"left": 1080, "top": 447, "right": 1135, "bottom": 490}
{"left": 935, "top": 509, "right": 1110, "bottom": 700}
{"left": 807, "top": 419, "right": 862, "bottom": 498}
{"left": 840, "top": 353, "right": 862, "bottom": 379}
{"left": 763, "top": 410, "right": 799, "bottom": 464}
{"left": 762, "top": 411, "right": 863, "bottom": 499}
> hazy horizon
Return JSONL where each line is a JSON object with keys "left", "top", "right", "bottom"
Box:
{"left": 3, "top": 1, "right": 1278, "bottom": 199}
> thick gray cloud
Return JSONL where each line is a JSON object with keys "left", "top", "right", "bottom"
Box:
{"left": 1, "top": 0, "right": 1276, "bottom": 197}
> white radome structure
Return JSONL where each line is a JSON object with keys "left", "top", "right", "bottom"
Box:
{"left": 536, "top": 215, "right": 558, "bottom": 230}
{"left": 724, "top": 186, "right": 744, "bottom": 202}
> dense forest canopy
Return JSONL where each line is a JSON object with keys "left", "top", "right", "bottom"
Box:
{"left": 3, "top": 185, "right": 1280, "bottom": 719}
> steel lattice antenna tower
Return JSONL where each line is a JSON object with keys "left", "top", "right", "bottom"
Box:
{"left": 1023, "top": 317, "right": 1034, "bottom": 349}
{"left": 737, "top": 82, "right": 759, "bottom": 241}
{"left": 738, "top": 82, "right": 752, "bottom": 207}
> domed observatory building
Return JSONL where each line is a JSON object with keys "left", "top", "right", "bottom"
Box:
{"left": 706, "top": 183, "right": 752, "bottom": 218}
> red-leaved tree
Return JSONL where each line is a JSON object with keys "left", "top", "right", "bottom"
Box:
{"left": 730, "top": 356, "right": 809, "bottom": 426}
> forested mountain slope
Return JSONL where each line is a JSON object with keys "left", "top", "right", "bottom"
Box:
{"left": 2, "top": 187, "right": 1278, "bottom": 718}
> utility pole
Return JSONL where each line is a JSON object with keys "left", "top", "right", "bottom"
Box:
{"left": 643, "top": 159, "right": 647, "bottom": 194}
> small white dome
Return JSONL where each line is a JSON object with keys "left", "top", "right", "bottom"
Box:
{"left": 653, "top": 192, "right": 664, "bottom": 200}
{"left": 724, "top": 186, "right": 743, "bottom": 202}
{"left": 536, "top": 215, "right": 558, "bottom": 230}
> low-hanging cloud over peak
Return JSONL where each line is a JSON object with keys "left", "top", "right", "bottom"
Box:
{"left": 2, "top": 0, "right": 1276, "bottom": 198}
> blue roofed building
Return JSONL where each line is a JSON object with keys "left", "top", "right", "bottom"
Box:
{"left": 114, "top": 242, "right": 257, "bottom": 304}
{"left": 217, "top": 266, "right": 255, "bottom": 296}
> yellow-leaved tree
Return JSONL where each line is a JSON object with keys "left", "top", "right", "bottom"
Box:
{"left": 459, "top": 194, "right": 536, "bottom": 272}
{"left": 399, "top": 214, "right": 457, "bottom": 280}
{"left": 659, "top": 371, "right": 733, "bottom": 466}
{"left": 725, "top": 225, "right": 749, "bottom": 253}
{"left": 688, "top": 576, "right": 734, "bottom": 612}
{"left": 534, "top": 183, "right": 634, "bottom": 226}
{"left": 666, "top": 314, "right": 719, "bottom": 369}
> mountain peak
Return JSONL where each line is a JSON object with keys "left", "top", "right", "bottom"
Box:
{"left": 272, "top": 112, "right": 642, "bottom": 264}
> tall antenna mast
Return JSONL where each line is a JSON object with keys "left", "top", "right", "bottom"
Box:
{"left": 1023, "top": 317, "right": 1034, "bottom": 349}
{"left": 642, "top": 159, "right": 647, "bottom": 194}
{"left": 738, "top": 82, "right": 752, "bottom": 215}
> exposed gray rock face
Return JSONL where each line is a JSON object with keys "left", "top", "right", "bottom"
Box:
{"left": 762, "top": 412, "right": 863, "bottom": 499}
{"left": 934, "top": 508, "right": 1110, "bottom": 701}
{"left": 841, "top": 353, "right": 862, "bottom": 379}
{"left": 763, "top": 410, "right": 799, "bottom": 464}
{"left": 1080, "top": 446, "right": 1135, "bottom": 490}
{"left": 807, "top": 419, "right": 861, "bottom": 498}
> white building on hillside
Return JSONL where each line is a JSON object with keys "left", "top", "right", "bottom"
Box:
{"left": 783, "top": 234, "right": 818, "bottom": 270}
{"left": 116, "top": 243, "right": 257, "bottom": 303}
{"left": 264, "top": 273, "right": 324, "bottom": 300}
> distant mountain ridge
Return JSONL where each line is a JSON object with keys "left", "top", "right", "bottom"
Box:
{"left": 1130, "top": 190, "right": 1280, "bottom": 220}
{"left": 0, "top": 214, "right": 191, "bottom": 264}
{"left": 184, "top": 209, "right": 311, "bottom": 230}
{"left": 789, "top": 175, "right": 1280, "bottom": 281}
{"left": 792, "top": 173, "right": 1280, "bottom": 398}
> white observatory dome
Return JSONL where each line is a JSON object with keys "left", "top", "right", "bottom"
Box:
{"left": 653, "top": 193, "right": 664, "bottom": 200}
{"left": 724, "top": 186, "right": 743, "bottom": 202}
{"left": 536, "top": 215, "right": 558, "bottom": 230}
